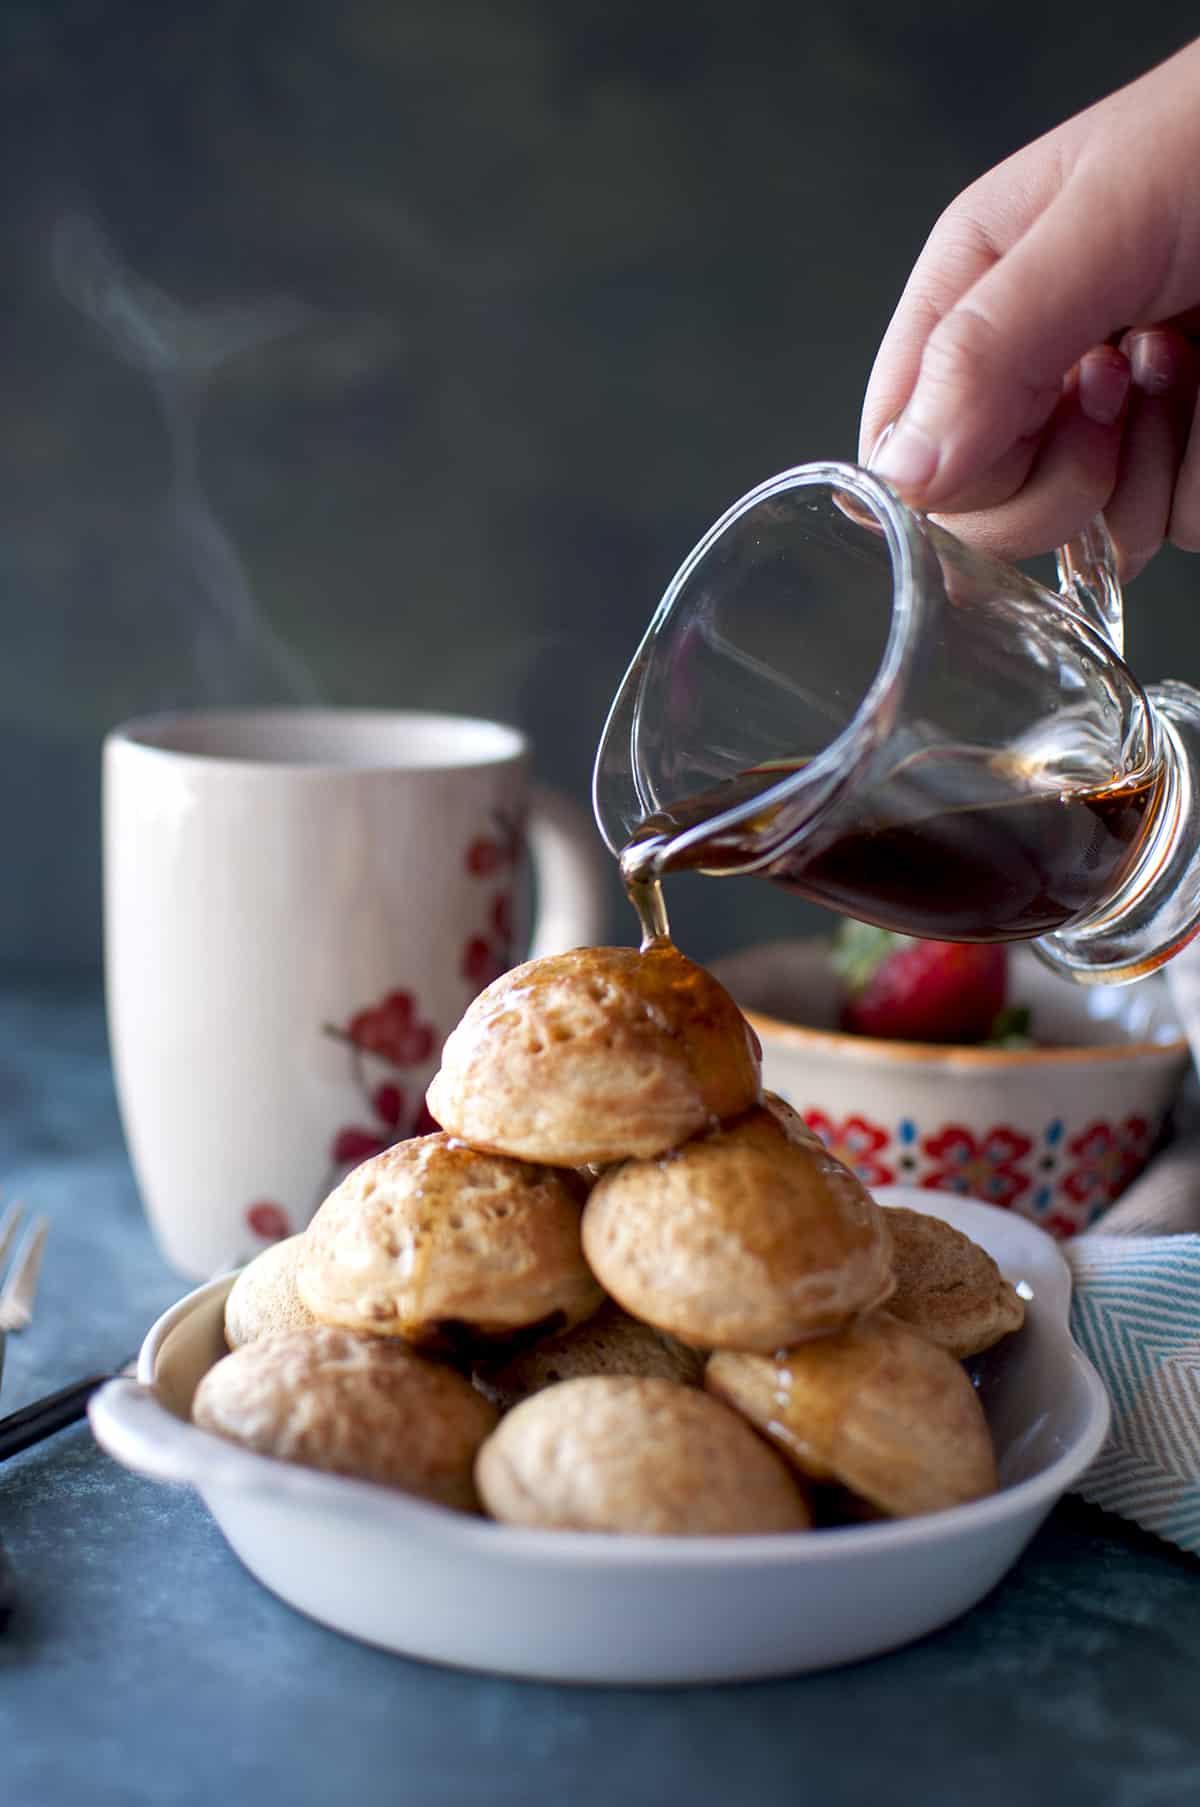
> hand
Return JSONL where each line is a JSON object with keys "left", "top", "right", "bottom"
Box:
{"left": 859, "top": 37, "right": 1200, "bottom": 578}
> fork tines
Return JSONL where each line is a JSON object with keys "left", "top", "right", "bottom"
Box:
{"left": 0, "top": 1202, "right": 49, "bottom": 1334}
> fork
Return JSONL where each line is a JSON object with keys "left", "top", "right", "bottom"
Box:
{"left": 0, "top": 1243, "right": 239, "bottom": 1464}
{"left": 0, "top": 1202, "right": 49, "bottom": 1393}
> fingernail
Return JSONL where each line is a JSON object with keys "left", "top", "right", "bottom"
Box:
{"left": 1078, "top": 347, "right": 1130, "bottom": 425}
{"left": 868, "top": 414, "right": 939, "bottom": 494}
{"left": 1127, "top": 330, "right": 1180, "bottom": 397}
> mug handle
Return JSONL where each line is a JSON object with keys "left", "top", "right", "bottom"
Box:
{"left": 1055, "top": 514, "right": 1124, "bottom": 656}
{"left": 525, "top": 783, "right": 611, "bottom": 959}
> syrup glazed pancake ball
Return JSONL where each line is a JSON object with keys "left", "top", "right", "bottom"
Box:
{"left": 425, "top": 943, "right": 762, "bottom": 1166}
{"left": 472, "top": 1301, "right": 706, "bottom": 1413}
{"left": 761, "top": 1090, "right": 825, "bottom": 1149}
{"left": 224, "top": 1235, "right": 319, "bottom": 1349}
{"left": 881, "top": 1205, "right": 1026, "bottom": 1361}
{"left": 581, "top": 1106, "right": 894, "bottom": 1352}
{"left": 192, "top": 1326, "right": 498, "bottom": 1512}
{"left": 475, "top": 1376, "right": 812, "bottom": 1535}
{"left": 706, "top": 1313, "right": 998, "bottom": 1519}
{"left": 296, "top": 1134, "right": 603, "bottom": 1349}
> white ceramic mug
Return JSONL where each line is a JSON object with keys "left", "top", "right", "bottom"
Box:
{"left": 103, "top": 708, "right": 609, "bottom": 1278}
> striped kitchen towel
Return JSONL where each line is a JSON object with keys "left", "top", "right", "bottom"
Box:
{"left": 1065, "top": 1140, "right": 1200, "bottom": 1557}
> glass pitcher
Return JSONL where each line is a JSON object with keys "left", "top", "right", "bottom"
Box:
{"left": 593, "top": 461, "right": 1200, "bottom": 984}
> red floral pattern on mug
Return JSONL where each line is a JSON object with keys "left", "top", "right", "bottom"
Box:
{"left": 465, "top": 837, "right": 505, "bottom": 878}
{"left": 335, "top": 990, "right": 436, "bottom": 1068}
{"left": 1061, "top": 1116, "right": 1151, "bottom": 1209}
{"left": 465, "top": 808, "right": 525, "bottom": 878}
{"left": 324, "top": 983, "right": 446, "bottom": 1178}
{"left": 318, "top": 806, "right": 524, "bottom": 1192}
{"left": 260, "top": 808, "right": 527, "bottom": 1232}
{"left": 920, "top": 1124, "right": 1033, "bottom": 1208}
{"left": 245, "top": 1199, "right": 291, "bottom": 1242}
{"left": 331, "top": 1125, "right": 389, "bottom": 1165}
{"left": 371, "top": 1082, "right": 406, "bottom": 1128}
{"left": 460, "top": 889, "right": 515, "bottom": 991}
{"left": 462, "top": 808, "right": 522, "bottom": 996}
{"left": 461, "top": 934, "right": 506, "bottom": 990}
{"left": 803, "top": 1111, "right": 895, "bottom": 1187}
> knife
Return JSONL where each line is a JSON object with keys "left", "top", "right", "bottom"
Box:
{"left": 0, "top": 1534, "right": 14, "bottom": 1631}
{"left": 0, "top": 1360, "right": 136, "bottom": 1463}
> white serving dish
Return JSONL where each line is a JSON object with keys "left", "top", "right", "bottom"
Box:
{"left": 89, "top": 1187, "right": 1109, "bottom": 1685}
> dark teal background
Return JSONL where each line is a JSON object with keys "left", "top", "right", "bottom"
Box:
{"left": 4, "top": 3, "right": 1197, "bottom": 966}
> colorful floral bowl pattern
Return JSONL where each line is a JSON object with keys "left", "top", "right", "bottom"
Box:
{"left": 715, "top": 940, "right": 1190, "bottom": 1240}
{"left": 802, "top": 1109, "right": 1153, "bottom": 1239}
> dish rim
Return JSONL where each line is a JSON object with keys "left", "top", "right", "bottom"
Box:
{"left": 743, "top": 1009, "right": 1188, "bottom": 1069}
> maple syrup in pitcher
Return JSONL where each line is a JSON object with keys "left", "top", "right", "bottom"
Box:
{"left": 620, "top": 750, "right": 1162, "bottom": 951}
{"left": 598, "top": 463, "right": 1200, "bottom": 980}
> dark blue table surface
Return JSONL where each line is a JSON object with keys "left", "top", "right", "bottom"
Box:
{"left": 2, "top": 975, "right": 1199, "bottom": 1807}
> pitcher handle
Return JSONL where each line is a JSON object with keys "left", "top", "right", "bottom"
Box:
{"left": 1055, "top": 515, "right": 1124, "bottom": 656}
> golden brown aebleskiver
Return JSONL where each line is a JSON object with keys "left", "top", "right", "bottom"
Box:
{"left": 706, "top": 1313, "right": 997, "bottom": 1519}
{"left": 475, "top": 1375, "right": 812, "bottom": 1535}
{"left": 425, "top": 943, "right": 761, "bottom": 1166}
{"left": 296, "top": 1134, "right": 603, "bottom": 1349}
{"left": 192, "top": 1326, "right": 498, "bottom": 1511}
{"left": 582, "top": 1105, "right": 894, "bottom": 1351}
{"left": 761, "top": 1090, "right": 825, "bottom": 1149}
{"left": 224, "top": 1234, "right": 319, "bottom": 1349}
{"left": 881, "top": 1205, "right": 1026, "bottom": 1360}
{"left": 472, "top": 1301, "right": 706, "bottom": 1412}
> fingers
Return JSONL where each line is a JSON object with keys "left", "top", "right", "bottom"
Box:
{"left": 1107, "top": 329, "right": 1198, "bottom": 576}
{"left": 859, "top": 170, "right": 1060, "bottom": 467}
{"left": 911, "top": 327, "right": 1200, "bottom": 575}
{"left": 1168, "top": 342, "right": 1200, "bottom": 551}
{"left": 855, "top": 37, "right": 1200, "bottom": 566}
{"left": 895, "top": 432, "right": 1039, "bottom": 519}
{"left": 859, "top": 226, "right": 1001, "bottom": 465}
{"left": 894, "top": 345, "right": 1127, "bottom": 525}
{"left": 930, "top": 365, "right": 1127, "bottom": 563}
{"left": 870, "top": 174, "right": 1163, "bottom": 509}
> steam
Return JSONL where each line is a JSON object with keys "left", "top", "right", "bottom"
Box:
{"left": 52, "top": 213, "right": 320, "bottom": 704}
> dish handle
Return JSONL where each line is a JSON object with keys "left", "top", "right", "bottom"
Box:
{"left": 88, "top": 1377, "right": 250, "bottom": 1492}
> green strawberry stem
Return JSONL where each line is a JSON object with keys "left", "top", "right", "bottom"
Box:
{"left": 985, "top": 1005, "right": 1033, "bottom": 1047}
{"left": 830, "top": 920, "right": 916, "bottom": 996}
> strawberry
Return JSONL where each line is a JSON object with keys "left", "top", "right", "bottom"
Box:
{"left": 832, "top": 920, "right": 1008, "bottom": 1045}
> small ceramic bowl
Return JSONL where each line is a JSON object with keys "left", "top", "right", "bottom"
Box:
{"left": 88, "top": 1191, "right": 1107, "bottom": 1683}
{"left": 714, "top": 940, "right": 1190, "bottom": 1238}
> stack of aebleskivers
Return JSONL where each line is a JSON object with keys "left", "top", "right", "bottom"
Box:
{"left": 192, "top": 943, "right": 1025, "bottom": 1535}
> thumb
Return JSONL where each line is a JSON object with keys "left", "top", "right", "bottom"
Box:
{"left": 869, "top": 175, "right": 1164, "bottom": 506}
